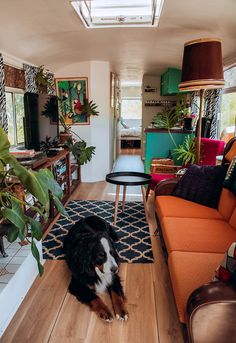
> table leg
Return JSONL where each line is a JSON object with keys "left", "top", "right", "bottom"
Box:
{"left": 114, "top": 185, "right": 120, "bottom": 225}
{"left": 122, "top": 185, "right": 126, "bottom": 212}
{"left": 141, "top": 185, "right": 149, "bottom": 223}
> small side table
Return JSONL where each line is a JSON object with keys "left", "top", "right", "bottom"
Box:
{"left": 106, "top": 172, "right": 152, "bottom": 225}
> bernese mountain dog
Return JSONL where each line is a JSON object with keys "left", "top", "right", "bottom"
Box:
{"left": 63, "top": 215, "right": 128, "bottom": 323}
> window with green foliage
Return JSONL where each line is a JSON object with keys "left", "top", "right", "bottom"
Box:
{"left": 220, "top": 65, "right": 236, "bottom": 141}
{"left": 6, "top": 90, "right": 25, "bottom": 145}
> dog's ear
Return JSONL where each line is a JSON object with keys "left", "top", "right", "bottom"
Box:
{"left": 108, "top": 224, "right": 119, "bottom": 242}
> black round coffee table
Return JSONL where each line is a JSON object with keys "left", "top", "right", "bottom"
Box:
{"left": 106, "top": 172, "right": 152, "bottom": 224}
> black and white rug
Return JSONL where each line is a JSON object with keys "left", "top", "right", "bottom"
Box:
{"left": 43, "top": 200, "right": 154, "bottom": 263}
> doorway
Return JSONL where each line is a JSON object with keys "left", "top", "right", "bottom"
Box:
{"left": 118, "top": 83, "right": 142, "bottom": 156}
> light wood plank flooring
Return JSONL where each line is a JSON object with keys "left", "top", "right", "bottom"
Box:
{"left": 1, "top": 181, "right": 185, "bottom": 343}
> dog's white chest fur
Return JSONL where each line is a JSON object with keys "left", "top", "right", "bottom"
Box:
{"left": 95, "top": 269, "right": 113, "bottom": 293}
{"left": 94, "top": 238, "right": 117, "bottom": 293}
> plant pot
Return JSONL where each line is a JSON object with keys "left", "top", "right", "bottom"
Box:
{"left": 59, "top": 132, "right": 72, "bottom": 144}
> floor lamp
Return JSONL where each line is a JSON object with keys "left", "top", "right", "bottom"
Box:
{"left": 179, "top": 38, "right": 225, "bottom": 163}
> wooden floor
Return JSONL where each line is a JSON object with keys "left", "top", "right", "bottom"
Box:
{"left": 1, "top": 156, "right": 185, "bottom": 343}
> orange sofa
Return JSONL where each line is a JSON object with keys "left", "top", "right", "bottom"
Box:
{"left": 155, "top": 181, "right": 236, "bottom": 342}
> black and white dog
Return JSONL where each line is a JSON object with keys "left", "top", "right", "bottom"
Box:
{"left": 63, "top": 215, "right": 128, "bottom": 322}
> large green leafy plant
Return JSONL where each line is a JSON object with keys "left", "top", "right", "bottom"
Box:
{"left": 58, "top": 99, "right": 96, "bottom": 165}
{"left": 152, "top": 107, "right": 183, "bottom": 130}
{"left": 0, "top": 128, "right": 67, "bottom": 275}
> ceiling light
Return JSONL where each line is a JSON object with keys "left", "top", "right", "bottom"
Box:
{"left": 70, "top": 0, "right": 165, "bottom": 28}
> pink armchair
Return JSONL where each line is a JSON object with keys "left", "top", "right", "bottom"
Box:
{"left": 146, "top": 137, "right": 225, "bottom": 200}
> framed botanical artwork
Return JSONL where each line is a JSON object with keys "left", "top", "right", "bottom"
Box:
{"left": 55, "top": 77, "right": 89, "bottom": 125}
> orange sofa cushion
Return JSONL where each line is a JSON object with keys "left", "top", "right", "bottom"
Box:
{"left": 156, "top": 196, "right": 224, "bottom": 221}
{"left": 162, "top": 217, "right": 236, "bottom": 254}
{"left": 168, "top": 251, "right": 223, "bottom": 323}
{"left": 218, "top": 188, "right": 236, "bottom": 221}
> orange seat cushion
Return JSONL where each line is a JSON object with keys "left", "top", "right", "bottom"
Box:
{"left": 162, "top": 217, "right": 236, "bottom": 254}
{"left": 156, "top": 196, "right": 224, "bottom": 221}
{"left": 168, "top": 251, "right": 223, "bottom": 323}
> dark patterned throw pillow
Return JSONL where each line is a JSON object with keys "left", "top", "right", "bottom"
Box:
{"left": 172, "top": 164, "right": 228, "bottom": 208}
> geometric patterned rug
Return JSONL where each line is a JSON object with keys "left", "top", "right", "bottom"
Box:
{"left": 43, "top": 200, "right": 154, "bottom": 263}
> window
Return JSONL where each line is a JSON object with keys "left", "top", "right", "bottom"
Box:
{"left": 70, "top": 0, "right": 164, "bottom": 28}
{"left": 121, "top": 98, "right": 142, "bottom": 119}
{"left": 6, "top": 90, "right": 25, "bottom": 146}
{"left": 220, "top": 65, "right": 236, "bottom": 142}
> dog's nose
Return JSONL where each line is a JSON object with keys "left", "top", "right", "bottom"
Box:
{"left": 111, "top": 266, "right": 118, "bottom": 274}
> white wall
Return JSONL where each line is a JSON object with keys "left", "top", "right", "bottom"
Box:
{"left": 55, "top": 61, "right": 112, "bottom": 182}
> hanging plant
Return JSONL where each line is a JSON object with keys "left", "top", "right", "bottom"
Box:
{"left": 35, "top": 65, "right": 51, "bottom": 94}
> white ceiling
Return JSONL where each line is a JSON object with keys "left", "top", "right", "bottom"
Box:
{"left": 0, "top": 0, "right": 236, "bottom": 82}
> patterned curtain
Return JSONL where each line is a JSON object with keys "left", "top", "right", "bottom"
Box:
{"left": 47, "top": 72, "right": 56, "bottom": 95}
{"left": 204, "top": 89, "right": 222, "bottom": 139}
{"left": 0, "top": 54, "right": 7, "bottom": 132}
{"left": 23, "top": 63, "right": 39, "bottom": 93}
{"left": 190, "top": 91, "right": 199, "bottom": 115}
{"left": 23, "top": 63, "right": 56, "bottom": 95}
{"left": 190, "top": 91, "right": 199, "bottom": 131}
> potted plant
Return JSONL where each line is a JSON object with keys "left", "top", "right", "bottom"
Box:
{"left": 35, "top": 65, "right": 51, "bottom": 94}
{"left": 58, "top": 98, "right": 97, "bottom": 165}
{"left": 58, "top": 113, "right": 73, "bottom": 144}
{"left": 0, "top": 127, "right": 67, "bottom": 275}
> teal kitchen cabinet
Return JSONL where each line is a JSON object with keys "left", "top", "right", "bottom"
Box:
{"left": 160, "top": 68, "right": 181, "bottom": 96}
{"left": 144, "top": 128, "right": 193, "bottom": 173}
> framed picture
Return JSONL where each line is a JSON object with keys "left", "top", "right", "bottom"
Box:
{"left": 55, "top": 77, "right": 89, "bottom": 125}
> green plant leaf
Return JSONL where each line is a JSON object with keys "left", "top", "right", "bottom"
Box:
{"left": 52, "top": 195, "right": 68, "bottom": 217}
{"left": 31, "top": 239, "right": 44, "bottom": 276}
{"left": 37, "top": 169, "right": 63, "bottom": 199}
{"left": 0, "top": 127, "right": 10, "bottom": 153}
{"left": 28, "top": 217, "right": 42, "bottom": 241}
{"left": 72, "top": 141, "right": 95, "bottom": 165}
{"left": 7, "top": 225, "right": 19, "bottom": 243}
{"left": 2, "top": 198, "right": 26, "bottom": 230}
{"left": 173, "top": 136, "right": 197, "bottom": 166}
{"left": 14, "top": 166, "right": 49, "bottom": 208}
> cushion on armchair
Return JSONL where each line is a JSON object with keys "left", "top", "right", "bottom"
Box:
{"left": 200, "top": 138, "right": 225, "bottom": 165}
{"left": 172, "top": 164, "right": 228, "bottom": 208}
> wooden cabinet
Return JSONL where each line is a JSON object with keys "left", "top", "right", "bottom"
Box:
{"left": 33, "top": 150, "right": 80, "bottom": 230}
{"left": 160, "top": 68, "right": 181, "bottom": 96}
{"left": 34, "top": 150, "right": 80, "bottom": 203}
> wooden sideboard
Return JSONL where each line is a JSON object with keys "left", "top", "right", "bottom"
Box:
{"left": 33, "top": 149, "right": 80, "bottom": 231}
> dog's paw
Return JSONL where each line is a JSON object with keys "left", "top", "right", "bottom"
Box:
{"left": 115, "top": 309, "right": 129, "bottom": 321}
{"left": 98, "top": 309, "right": 114, "bottom": 323}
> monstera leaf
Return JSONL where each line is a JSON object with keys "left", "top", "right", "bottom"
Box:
{"left": 72, "top": 140, "right": 95, "bottom": 165}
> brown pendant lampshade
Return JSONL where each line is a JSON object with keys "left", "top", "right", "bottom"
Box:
{"left": 179, "top": 38, "right": 225, "bottom": 163}
{"left": 179, "top": 38, "right": 225, "bottom": 91}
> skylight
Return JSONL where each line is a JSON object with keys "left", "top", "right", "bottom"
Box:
{"left": 70, "top": 0, "right": 164, "bottom": 28}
